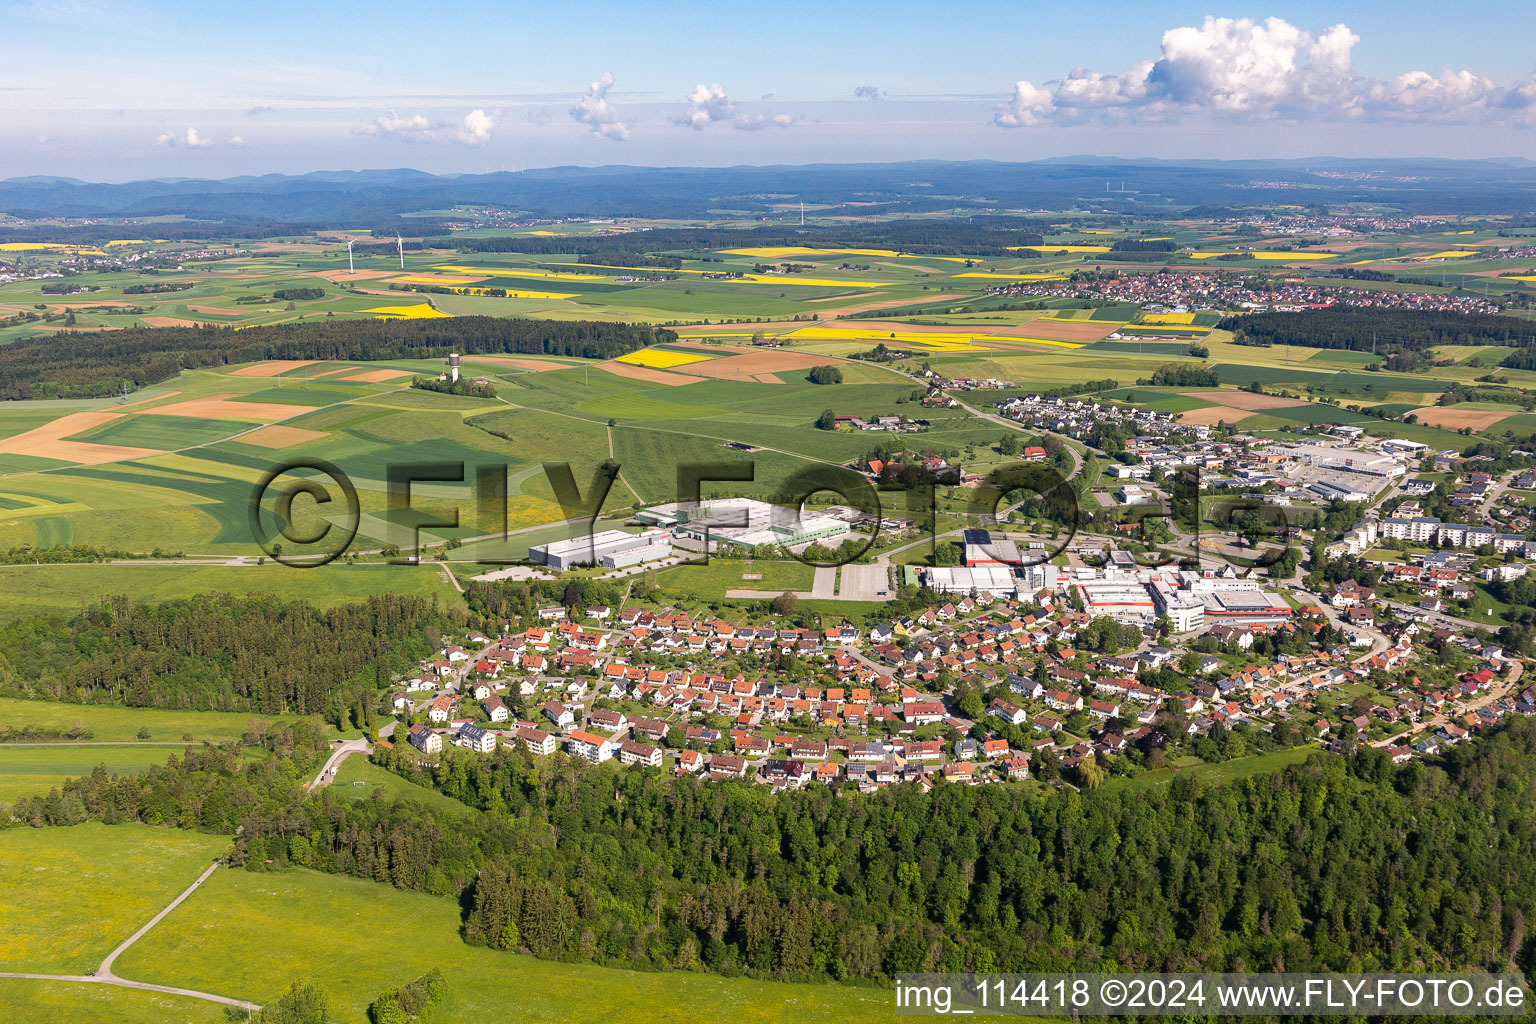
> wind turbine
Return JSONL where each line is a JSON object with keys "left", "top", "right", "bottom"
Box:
{"left": 347, "top": 239, "right": 355, "bottom": 275}
{"left": 397, "top": 233, "right": 404, "bottom": 270}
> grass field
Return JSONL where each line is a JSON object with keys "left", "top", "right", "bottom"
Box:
{"left": 0, "top": 979, "right": 227, "bottom": 1024}
{"left": 1105, "top": 744, "right": 1319, "bottom": 793}
{"left": 0, "top": 563, "right": 465, "bottom": 620}
{"left": 0, "top": 697, "right": 316, "bottom": 744}
{"left": 330, "top": 756, "right": 478, "bottom": 816}
{"left": 0, "top": 743, "right": 192, "bottom": 802}
{"left": 116, "top": 864, "right": 916, "bottom": 1024}
{"left": 652, "top": 556, "right": 817, "bottom": 599}
{"left": 0, "top": 823, "right": 228, "bottom": 973}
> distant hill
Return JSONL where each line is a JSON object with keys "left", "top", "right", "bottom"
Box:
{"left": 2, "top": 158, "right": 1535, "bottom": 226}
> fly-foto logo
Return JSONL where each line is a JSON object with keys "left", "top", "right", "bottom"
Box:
{"left": 248, "top": 458, "right": 1293, "bottom": 570}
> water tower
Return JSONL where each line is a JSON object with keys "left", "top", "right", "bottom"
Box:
{"left": 448, "top": 353, "right": 460, "bottom": 382}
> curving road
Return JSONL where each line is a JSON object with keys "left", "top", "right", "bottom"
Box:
{"left": 309, "top": 737, "right": 370, "bottom": 789}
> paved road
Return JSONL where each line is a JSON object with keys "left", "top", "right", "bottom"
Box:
{"left": 309, "top": 738, "right": 369, "bottom": 789}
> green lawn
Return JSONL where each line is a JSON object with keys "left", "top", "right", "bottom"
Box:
{"left": 116, "top": 865, "right": 919, "bottom": 1024}
{"left": 0, "top": 823, "right": 229, "bottom": 974}
{"left": 652, "top": 556, "right": 817, "bottom": 598}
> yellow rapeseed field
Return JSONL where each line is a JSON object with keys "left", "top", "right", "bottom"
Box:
{"left": 435, "top": 266, "right": 604, "bottom": 281}
{"left": 615, "top": 349, "right": 711, "bottom": 369}
{"left": 727, "top": 274, "right": 890, "bottom": 288}
{"left": 1140, "top": 312, "right": 1197, "bottom": 325}
{"left": 361, "top": 304, "right": 452, "bottom": 320}
{"left": 720, "top": 246, "right": 904, "bottom": 259}
{"left": 1187, "top": 251, "right": 1337, "bottom": 260}
{"left": 1007, "top": 245, "right": 1112, "bottom": 253}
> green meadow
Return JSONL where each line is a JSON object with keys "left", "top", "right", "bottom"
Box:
{"left": 115, "top": 860, "right": 921, "bottom": 1024}
{"left": 0, "top": 823, "right": 228, "bottom": 973}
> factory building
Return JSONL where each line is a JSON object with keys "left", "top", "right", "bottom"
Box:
{"left": 529, "top": 529, "right": 673, "bottom": 571}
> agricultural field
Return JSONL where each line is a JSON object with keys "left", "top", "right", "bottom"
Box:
{"left": 0, "top": 743, "right": 198, "bottom": 803}
{"left": 0, "top": 697, "right": 317, "bottom": 744}
{"left": 0, "top": 563, "right": 465, "bottom": 620}
{"left": 3, "top": 220, "right": 1536, "bottom": 575}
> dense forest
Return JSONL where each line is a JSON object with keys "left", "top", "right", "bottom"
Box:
{"left": 0, "top": 316, "right": 671, "bottom": 400}
{"left": 1219, "top": 308, "right": 1536, "bottom": 352}
{"left": 12, "top": 716, "right": 1536, "bottom": 987}
{"left": 436, "top": 218, "right": 1049, "bottom": 258}
{"left": 0, "top": 593, "right": 445, "bottom": 720}
{"left": 1139, "top": 364, "right": 1219, "bottom": 387}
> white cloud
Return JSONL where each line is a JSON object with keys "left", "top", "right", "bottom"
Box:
{"left": 676, "top": 82, "right": 733, "bottom": 129}
{"left": 155, "top": 127, "right": 213, "bottom": 148}
{"left": 994, "top": 80, "right": 1056, "bottom": 127}
{"left": 456, "top": 108, "right": 498, "bottom": 145}
{"left": 994, "top": 16, "right": 1526, "bottom": 128}
{"left": 359, "top": 110, "right": 437, "bottom": 143}
{"left": 229, "top": 135, "right": 246, "bottom": 146}
{"left": 570, "top": 72, "right": 629, "bottom": 140}
{"left": 675, "top": 83, "right": 794, "bottom": 131}
{"left": 358, "top": 108, "right": 497, "bottom": 145}
{"left": 736, "top": 112, "right": 794, "bottom": 131}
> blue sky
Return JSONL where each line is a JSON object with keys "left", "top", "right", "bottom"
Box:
{"left": 4, "top": 0, "right": 1536, "bottom": 180}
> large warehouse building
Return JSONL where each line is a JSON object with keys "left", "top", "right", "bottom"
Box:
{"left": 529, "top": 529, "right": 673, "bottom": 571}
{"left": 637, "top": 498, "right": 849, "bottom": 551}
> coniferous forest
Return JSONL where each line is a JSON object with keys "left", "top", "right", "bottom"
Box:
{"left": 0, "top": 316, "right": 671, "bottom": 400}
{"left": 0, "top": 594, "right": 445, "bottom": 718}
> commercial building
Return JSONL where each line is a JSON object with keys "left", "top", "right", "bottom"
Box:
{"left": 1275, "top": 443, "right": 1404, "bottom": 478}
{"left": 1077, "top": 575, "right": 1158, "bottom": 626}
{"left": 1309, "top": 480, "right": 1372, "bottom": 504}
{"left": 529, "top": 529, "right": 672, "bottom": 571}
{"left": 924, "top": 565, "right": 1026, "bottom": 597}
{"left": 962, "top": 528, "right": 1023, "bottom": 566}
{"left": 1148, "top": 578, "right": 1207, "bottom": 632}
{"left": 638, "top": 498, "right": 849, "bottom": 551}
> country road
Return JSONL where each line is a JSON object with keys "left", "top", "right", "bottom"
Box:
{"left": 309, "top": 737, "right": 370, "bottom": 789}
{"left": 0, "top": 860, "right": 262, "bottom": 1012}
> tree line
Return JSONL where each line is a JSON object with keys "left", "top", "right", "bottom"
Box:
{"left": 1220, "top": 308, "right": 1536, "bottom": 352}
{"left": 0, "top": 316, "right": 672, "bottom": 400}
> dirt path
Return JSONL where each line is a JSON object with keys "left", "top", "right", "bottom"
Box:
{"left": 0, "top": 859, "right": 264, "bottom": 1012}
